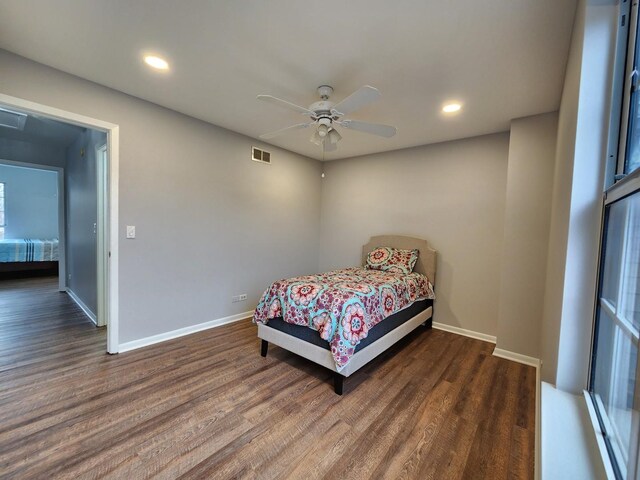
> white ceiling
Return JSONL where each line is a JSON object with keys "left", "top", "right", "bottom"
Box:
{"left": 0, "top": 0, "right": 576, "bottom": 160}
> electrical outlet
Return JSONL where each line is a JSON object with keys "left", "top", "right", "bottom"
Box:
{"left": 232, "top": 294, "right": 248, "bottom": 303}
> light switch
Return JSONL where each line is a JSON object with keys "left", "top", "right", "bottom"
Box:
{"left": 126, "top": 225, "right": 136, "bottom": 239}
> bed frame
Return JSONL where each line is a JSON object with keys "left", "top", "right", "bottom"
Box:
{"left": 0, "top": 261, "right": 59, "bottom": 278}
{"left": 257, "top": 235, "right": 437, "bottom": 394}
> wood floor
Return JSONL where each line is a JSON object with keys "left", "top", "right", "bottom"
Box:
{"left": 0, "top": 276, "right": 536, "bottom": 479}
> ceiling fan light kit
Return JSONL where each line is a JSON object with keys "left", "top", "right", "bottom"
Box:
{"left": 328, "top": 128, "right": 341, "bottom": 145}
{"left": 311, "top": 130, "right": 323, "bottom": 146}
{"left": 317, "top": 123, "right": 329, "bottom": 137}
{"left": 257, "top": 84, "right": 397, "bottom": 153}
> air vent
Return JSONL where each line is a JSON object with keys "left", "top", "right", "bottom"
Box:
{"left": 0, "top": 108, "right": 27, "bottom": 131}
{"left": 252, "top": 147, "right": 271, "bottom": 164}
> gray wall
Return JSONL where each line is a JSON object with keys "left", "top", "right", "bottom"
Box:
{"left": 0, "top": 49, "right": 322, "bottom": 344}
{"left": 318, "top": 133, "right": 509, "bottom": 337}
{"left": 65, "top": 129, "right": 105, "bottom": 316}
{"left": 541, "top": 0, "right": 584, "bottom": 386}
{"left": 0, "top": 163, "right": 58, "bottom": 239}
{"left": 540, "top": 0, "right": 618, "bottom": 392}
{"left": 0, "top": 137, "right": 66, "bottom": 168}
{"left": 495, "top": 113, "right": 558, "bottom": 359}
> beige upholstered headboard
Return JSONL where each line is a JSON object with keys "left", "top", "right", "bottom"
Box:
{"left": 362, "top": 235, "right": 437, "bottom": 285}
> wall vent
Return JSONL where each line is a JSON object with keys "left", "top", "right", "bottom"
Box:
{"left": 252, "top": 147, "right": 271, "bottom": 164}
{"left": 0, "top": 108, "right": 27, "bottom": 131}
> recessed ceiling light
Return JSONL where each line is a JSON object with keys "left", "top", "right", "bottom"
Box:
{"left": 144, "top": 55, "right": 169, "bottom": 70}
{"left": 442, "top": 103, "right": 462, "bottom": 113}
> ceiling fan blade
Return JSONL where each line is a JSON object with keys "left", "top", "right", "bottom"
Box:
{"left": 257, "top": 95, "right": 315, "bottom": 115}
{"left": 323, "top": 138, "right": 337, "bottom": 152}
{"left": 331, "top": 86, "right": 381, "bottom": 116}
{"left": 259, "top": 122, "right": 312, "bottom": 139}
{"left": 338, "top": 119, "right": 397, "bottom": 138}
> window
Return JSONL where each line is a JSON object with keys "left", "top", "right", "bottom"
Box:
{"left": 590, "top": 1, "right": 640, "bottom": 478}
{"left": 0, "top": 182, "right": 4, "bottom": 240}
{"left": 625, "top": 17, "right": 640, "bottom": 176}
{"left": 591, "top": 193, "right": 640, "bottom": 478}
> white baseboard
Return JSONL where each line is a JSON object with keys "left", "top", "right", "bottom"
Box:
{"left": 66, "top": 288, "right": 97, "bottom": 325}
{"left": 118, "top": 309, "right": 254, "bottom": 353}
{"left": 432, "top": 322, "right": 497, "bottom": 344}
{"left": 492, "top": 347, "right": 541, "bottom": 368}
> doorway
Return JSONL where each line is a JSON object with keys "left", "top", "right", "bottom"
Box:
{"left": 0, "top": 160, "right": 65, "bottom": 290}
{"left": 0, "top": 93, "right": 119, "bottom": 353}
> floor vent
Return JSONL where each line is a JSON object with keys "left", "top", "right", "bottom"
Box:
{"left": 252, "top": 147, "right": 271, "bottom": 164}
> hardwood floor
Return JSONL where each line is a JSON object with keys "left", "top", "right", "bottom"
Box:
{"left": 0, "top": 277, "right": 535, "bottom": 479}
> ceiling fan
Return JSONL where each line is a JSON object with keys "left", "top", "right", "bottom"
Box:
{"left": 257, "top": 85, "right": 397, "bottom": 152}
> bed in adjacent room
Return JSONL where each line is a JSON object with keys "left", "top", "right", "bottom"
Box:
{"left": 0, "top": 238, "right": 59, "bottom": 274}
{"left": 254, "top": 235, "right": 437, "bottom": 394}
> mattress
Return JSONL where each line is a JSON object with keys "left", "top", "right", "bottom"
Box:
{"left": 255, "top": 267, "right": 435, "bottom": 371}
{"left": 0, "top": 238, "right": 59, "bottom": 262}
{"left": 263, "top": 298, "right": 432, "bottom": 353}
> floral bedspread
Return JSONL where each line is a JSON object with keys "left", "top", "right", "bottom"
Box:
{"left": 253, "top": 267, "right": 435, "bottom": 371}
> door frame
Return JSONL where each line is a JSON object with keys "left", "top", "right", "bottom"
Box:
{"left": 96, "top": 144, "right": 108, "bottom": 328}
{"left": 0, "top": 93, "right": 120, "bottom": 354}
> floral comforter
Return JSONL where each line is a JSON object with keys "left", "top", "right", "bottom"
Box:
{"left": 253, "top": 267, "right": 435, "bottom": 371}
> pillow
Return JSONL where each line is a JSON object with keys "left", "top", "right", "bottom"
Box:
{"left": 366, "top": 247, "right": 419, "bottom": 275}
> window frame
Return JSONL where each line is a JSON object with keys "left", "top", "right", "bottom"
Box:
{"left": 618, "top": 0, "right": 640, "bottom": 179}
{"left": 590, "top": 186, "right": 640, "bottom": 479}
{"left": 589, "top": 1, "right": 640, "bottom": 478}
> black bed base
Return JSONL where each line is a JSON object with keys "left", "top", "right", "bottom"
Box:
{"left": 260, "top": 318, "right": 433, "bottom": 395}
{"left": 0, "top": 261, "right": 59, "bottom": 279}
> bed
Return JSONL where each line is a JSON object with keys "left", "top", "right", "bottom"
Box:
{"left": 0, "top": 238, "right": 59, "bottom": 275}
{"left": 254, "top": 235, "right": 437, "bottom": 394}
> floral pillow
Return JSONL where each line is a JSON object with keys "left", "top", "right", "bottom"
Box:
{"left": 366, "top": 247, "right": 419, "bottom": 275}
